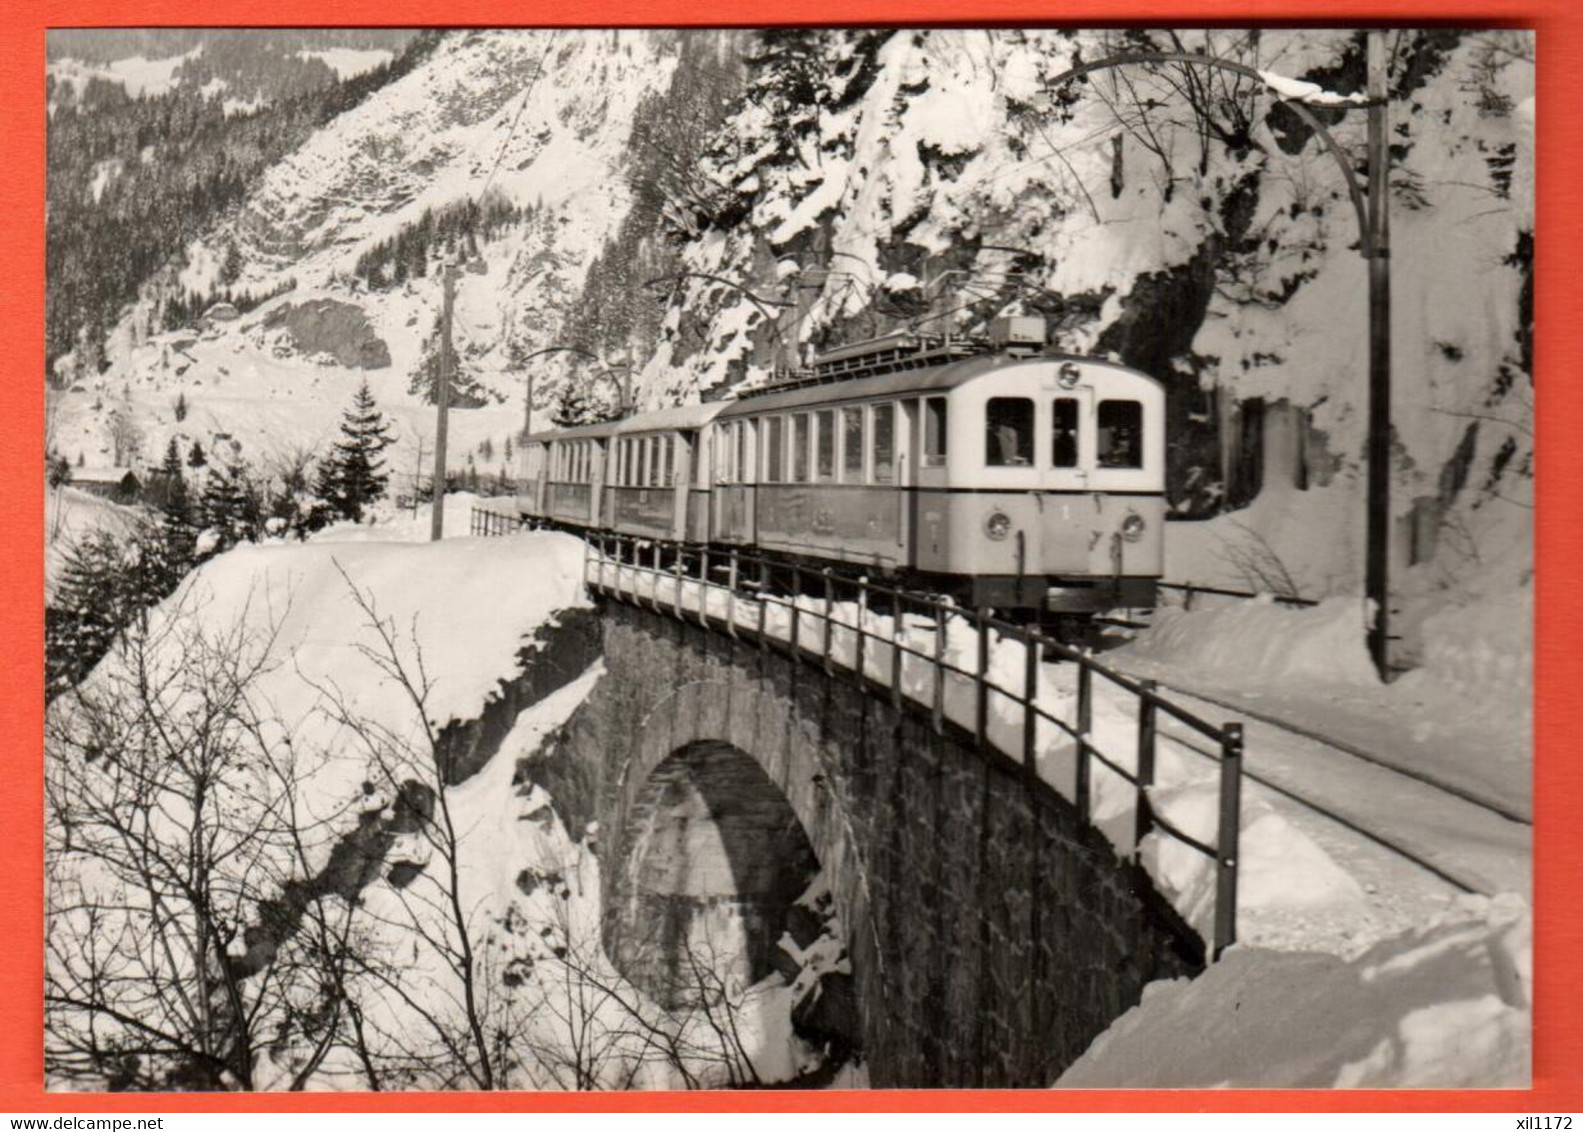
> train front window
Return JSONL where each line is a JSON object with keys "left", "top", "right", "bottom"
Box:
{"left": 661, "top": 435, "right": 675, "bottom": 486}
{"left": 816, "top": 410, "right": 835, "bottom": 481}
{"left": 985, "top": 398, "right": 1033, "bottom": 466}
{"left": 922, "top": 397, "right": 948, "bottom": 467}
{"left": 792, "top": 413, "right": 811, "bottom": 483}
{"left": 1097, "top": 400, "right": 1143, "bottom": 469}
{"left": 842, "top": 406, "right": 864, "bottom": 481}
{"left": 872, "top": 403, "right": 895, "bottom": 484}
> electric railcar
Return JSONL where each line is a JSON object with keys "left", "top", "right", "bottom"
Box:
{"left": 515, "top": 333, "right": 1166, "bottom": 617}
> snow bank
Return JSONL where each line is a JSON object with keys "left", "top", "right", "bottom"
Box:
{"left": 1125, "top": 595, "right": 1379, "bottom": 687}
{"left": 1114, "top": 587, "right": 1531, "bottom": 820}
{"left": 1056, "top": 894, "right": 1530, "bottom": 1088}
{"left": 167, "top": 529, "right": 588, "bottom": 729}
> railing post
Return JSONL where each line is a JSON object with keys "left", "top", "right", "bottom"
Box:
{"left": 890, "top": 596, "right": 905, "bottom": 711}
{"left": 854, "top": 578, "right": 868, "bottom": 689}
{"left": 1134, "top": 679, "right": 1158, "bottom": 862}
{"left": 974, "top": 612, "right": 990, "bottom": 751}
{"left": 1185, "top": 582, "right": 1196, "bottom": 611}
{"left": 932, "top": 603, "right": 947, "bottom": 735}
{"left": 821, "top": 568, "right": 835, "bottom": 675}
{"left": 1022, "top": 625, "right": 1039, "bottom": 781}
{"left": 725, "top": 548, "right": 739, "bottom": 638}
{"left": 1075, "top": 654, "right": 1092, "bottom": 822}
{"left": 789, "top": 564, "right": 802, "bottom": 657}
{"left": 672, "top": 547, "right": 685, "bottom": 620}
{"left": 758, "top": 559, "right": 770, "bottom": 656}
{"left": 698, "top": 548, "right": 711, "bottom": 628}
{"left": 1213, "top": 722, "right": 1244, "bottom": 960}
{"left": 652, "top": 541, "right": 664, "bottom": 615}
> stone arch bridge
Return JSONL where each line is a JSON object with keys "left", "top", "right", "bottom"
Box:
{"left": 526, "top": 592, "right": 1203, "bottom": 1088}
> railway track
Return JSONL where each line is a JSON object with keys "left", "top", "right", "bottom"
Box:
{"left": 1134, "top": 676, "right": 1530, "bottom": 900}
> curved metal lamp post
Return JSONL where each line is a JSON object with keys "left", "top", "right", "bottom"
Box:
{"left": 1042, "top": 37, "right": 1395, "bottom": 679}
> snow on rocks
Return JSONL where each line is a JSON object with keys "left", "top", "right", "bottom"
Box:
{"left": 1257, "top": 68, "right": 1371, "bottom": 106}
{"left": 1056, "top": 893, "right": 1530, "bottom": 1088}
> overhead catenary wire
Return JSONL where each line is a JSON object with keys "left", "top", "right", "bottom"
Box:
{"left": 476, "top": 29, "right": 561, "bottom": 208}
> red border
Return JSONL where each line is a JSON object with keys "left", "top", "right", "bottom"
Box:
{"left": 3, "top": 1, "right": 1578, "bottom": 1112}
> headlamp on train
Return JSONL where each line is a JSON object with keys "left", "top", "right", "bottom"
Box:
{"left": 984, "top": 509, "right": 1013, "bottom": 541}
{"left": 1057, "top": 362, "right": 1082, "bottom": 389}
{"left": 1121, "top": 511, "right": 1146, "bottom": 543}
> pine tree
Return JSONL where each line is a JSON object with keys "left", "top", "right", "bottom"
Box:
{"left": 174, "top": 391, "right": 188, "bottom": 422}
{"left": 153, "top": 438, "right": 196, "bottom": 590}
{"left": 188, "top": 439, "right": 206, "bottom": 470}
{"left": 46, "top": 529, "right": 133, "bottom": 695}
{"left": 48, "top": 454, "right": 72, "bottom": 489}
{"left": 200, "top": 456, "right": 250, "bottom": 551}
{"left": 317, "top": 380, "right": 395, "bottom": 523}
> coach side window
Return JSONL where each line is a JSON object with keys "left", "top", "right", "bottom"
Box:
{"left": 1097, "top": 400, "right": 1142, "bottom": 469}
{"left": 816, "top": 410, "right": 836, "bottom": 482}
{"left": 763, "top": 417, "right": 783, "bottom": 483}
{"left": 922, "top": 397, "right": 948, "bottom": 468}
{"left": 871, "top": 402, "right": 896, "bottom": 484}
{"left": 841, "top": 406, "right": 864, "bottom": 482}
{"left": 738, "top": 420, "right": 752, "bottom": 485}
{"left": 792, "top": 413, "right": 811, "bottom": 483}
{"left": 986, "top": 398, "right": 1033, "bottom": 466}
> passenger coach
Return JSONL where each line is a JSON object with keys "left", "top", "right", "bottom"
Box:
{"left": 516, "top": 330, "right": 1166, "bottom": 618}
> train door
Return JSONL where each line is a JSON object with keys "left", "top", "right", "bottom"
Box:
{"left": 912, "top": 395, "right": 950, "bottom": 569}
{"left": 673, "top": 430, "right": 694, "bottom": 542}
{"left": 897, "top": 399, "right": 919, "bottom": 568}
{"left": 1039, "top": 375, "right": 1096, "bottom": 574}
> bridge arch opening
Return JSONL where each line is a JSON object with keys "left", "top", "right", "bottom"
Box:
{"left": 606, "top": 740, "right": 823, "bottom": 1009}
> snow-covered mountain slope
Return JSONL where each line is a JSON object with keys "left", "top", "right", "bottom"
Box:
{"left": 635, "top": 28, "right": 1533, "bottom": 655}
{"left": 61, "top": 30, "right": 689, "bottom": 497}
{"left": 63, "top": 28, "right": 1532, "bottom": 665}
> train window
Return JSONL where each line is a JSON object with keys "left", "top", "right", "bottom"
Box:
{"left": 872, "top": 402, "right": 895, "bottom": 484}
{"left": 1097, "top": 400, "right": 1143, "bottom": 469}
{"left": 764, "top": 417, "right": 783, "bottom": 483}
{"left": 816, "top": 410, "right": 835, "bottom": 481}
{"left": 662, "top": 435, "right": 675, "bottom": 486}
{"left": 1052, "top": 399, "right": 1079, "bottom": 468}
{"left": 792, "top": 413, "right": 811, "bottom": 483}
{"left": 841, "top": 406, "right": 864, "bottom": 482}
{"left": 737, "top": 420, "right": 752, "bottom": 485}
{"left": 922, "top": 397, "right": 948, "bottom": 467}
{"left": 985, "top": 398, "right": 1033, "bottom": 466}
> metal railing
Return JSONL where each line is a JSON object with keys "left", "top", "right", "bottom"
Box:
{"left": 470, "top": 506, "right": 528, "bottom": 538}
{"left": 576, "top": 529, "right": 1246, "bottom": 960}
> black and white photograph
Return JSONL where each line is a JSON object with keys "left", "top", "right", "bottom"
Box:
{"left": 42, "top": 26, "right": 1534, "bottom": 1092}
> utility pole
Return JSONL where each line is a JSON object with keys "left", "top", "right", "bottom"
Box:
{"left": 429, "top": 255, "right": 459, "bottom": 542}
{"left": 1365, "top": 30, "right": 1394, "bottom": 680}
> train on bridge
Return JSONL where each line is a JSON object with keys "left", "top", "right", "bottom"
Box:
{"left": 514, "top": 316, "right": 1166, "bottom": 624}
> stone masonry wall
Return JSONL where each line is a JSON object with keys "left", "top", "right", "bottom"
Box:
{"left": 540, "top": 598, "right": 1201, "bottom": 1087}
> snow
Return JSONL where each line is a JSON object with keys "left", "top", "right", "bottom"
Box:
{"left": 1257, "top": 68, "right": 1370, "bottom": 106}
{"left": 1056, "top": 893, "right": 1529, "bottom": 1088}
{"left": 48, "top": 48, "right": 200, "bottom": 99}
{"left": 298, "top": 47, "right": 394, "bottom": 80}
{"left": 43, "top": 487, "right": 143, "bottom": 598}
{"left": 1113, "top": 591, "right": 1531, "bottom": 821}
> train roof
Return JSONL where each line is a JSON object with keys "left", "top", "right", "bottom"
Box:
{"left": 524, "top": 401, "right": 730, "bottom": 445}
{"left": 713, "top": 353, "right": 1157, "bottom": 418}
{"left": 523, "top": 419, "right": 620, "bottom": 445}
{"left": 612, "top": 400, "right": 730, "bottom": 434}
